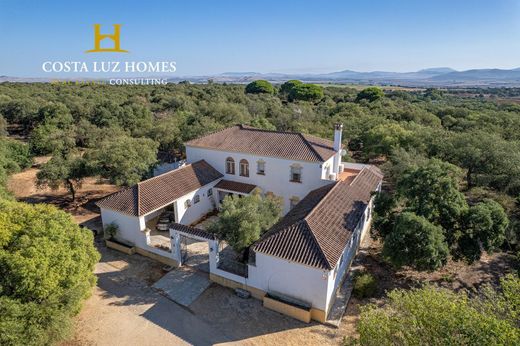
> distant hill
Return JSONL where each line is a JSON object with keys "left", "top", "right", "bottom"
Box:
{"left": 430, "top": 68, "right": 520, "bottom": 82}
{"left": 4, "top": 67, "right": 520, "bottom": 87}
{"left": 202, "top": 67, "right": 520, "bottom": 87}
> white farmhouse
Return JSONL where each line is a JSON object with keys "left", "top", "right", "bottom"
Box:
{"left": 97, "top": 123, "right": 382, "bottom": 323}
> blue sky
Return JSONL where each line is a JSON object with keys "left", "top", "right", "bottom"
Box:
{"left": 0, "top": 0, "right": 519, "bottom": 77}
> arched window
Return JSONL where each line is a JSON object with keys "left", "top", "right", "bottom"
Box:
{"left": 240, "top": 159, "right": 249, "bottom": 177}
{"left": 226, "top": 157, "right": 235, "bottom": 174}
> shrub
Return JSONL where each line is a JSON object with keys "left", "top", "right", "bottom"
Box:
{"left": 352, "top": 278, "right": 520, "bottom": 346}
{"left": 103, "top": 223, "right": 119, "bottom": 240}
{"left": 353, "top": 272, "right": 377, "bottom": 298}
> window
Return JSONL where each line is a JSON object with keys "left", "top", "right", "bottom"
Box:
{"left": 257, "top": 160, "right": 265, "bottom": 175}
{"left": 194, "top": 194, "right": 200, "bottom": 204}
{"left": 184, "top": 199, "right": 191, "bottom": 209}
{"left": 225, "top": 157, "right": 235, "bottom": 174}
{"left": 289, "top": 196, "right": 300, "bottom": 210}
{"left": 290, "top": 165, "right": 302, "bottom": 183}
{"left": 207, "top": 188, "right": 213, "bottom": 197}
{"left": 239, "top": 159, "right": 249, "bottom": 177}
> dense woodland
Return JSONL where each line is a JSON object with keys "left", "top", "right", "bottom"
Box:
{"left": 0, "top": 81, "right": 519, "bottom": 344}
{"left": 0, "top": 81, "right": 519, "bottom": 255}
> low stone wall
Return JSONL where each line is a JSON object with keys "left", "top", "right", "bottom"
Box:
{"left": 310, "top": 308, "right": 326, "bottom": 323}
{"left": 106, "top": 240, "right": 179, "bottom": 267}
{"left": 210, "top": 272, "right": 327, "bottom": 323}
{"left": 263, "top": 296, "right": 311, "bottom": 323}
{"left": 106, "top": 239, "right": 136, "bottom": 255}
{"left": 135, "top": 247, "right": 179, "bottom": 267}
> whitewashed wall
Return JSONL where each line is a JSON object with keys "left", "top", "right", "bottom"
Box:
{"left": 100, "top": 179, "right": 220, "bottom": 250}
{"left": 186, "top": 146, "right": 334, "bottom": 214}
{"left": 321, "top": 156, "right": 335, "bottom": 180}
{"left": 247, "top": 252, "right": 329, "bottom": 310}
{"left": 100, "top": 208, "right": 147, "bottom": 247}
{"left": 173, "top": 180, "right": 219, "bottom": 225}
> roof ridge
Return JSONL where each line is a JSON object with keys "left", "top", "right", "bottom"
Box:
{"left": 136, "top": 183, "right": 141, "bottom": 215}
{"left": 348, "top": 166, "right": 373, "bottom": 186}
{"left": 95, "top": 185, "right": 133, "bottom": 206}
{"left": 298, "top": 133, "right": 326, "bottom": 161}
{"left": 185, "top": 126, "right": 237, "bottom": 144}
{"left": 301, "top": 180, "right": 344, "bottom": 269}
{"left": 239, "top": 123, "right": 303, "bottom": 136}
{"left": 301, "top": 219, "right": 332, "bottom": 269}
{"left": 138, "top": 160, "right": 200, "bottom": 184}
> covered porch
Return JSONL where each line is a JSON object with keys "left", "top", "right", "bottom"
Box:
{"left": 143, "top": 202, "right": 177, "bottom": 251}
{"left": 213, "top": 179, "right": 257, "bottom": 208}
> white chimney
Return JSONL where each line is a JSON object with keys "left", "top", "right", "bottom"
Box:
{"left": 333, "top": 123, "right": 343, "bottom": 177}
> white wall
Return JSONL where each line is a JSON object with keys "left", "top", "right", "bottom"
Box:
{"left": 173, "top": 180, "right": 219, "bottom": 225}
{"left": 186, "top": 146, "right": 334, "bottom": 214}
{"left": 247, "top": 253, "right": 329, "bottom": 310}
{"left": 100, "top": 208, "right": 147, "bottom": 247}
{"left": 100, "top": 180, "right": 220, "bottom": 250}
{"left": 321, "top": 156, "right": 335, "bottom": 180}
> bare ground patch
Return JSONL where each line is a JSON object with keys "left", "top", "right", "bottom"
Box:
{"left": 7, "top": 157, "right": 118, "bottom": 226}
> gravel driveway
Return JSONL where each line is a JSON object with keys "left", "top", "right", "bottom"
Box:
{"left": 63, "top": 238, "right": 345, "bottom": 346}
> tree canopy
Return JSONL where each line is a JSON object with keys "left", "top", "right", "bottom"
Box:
{"left": 0, "top": 200, "right": 99, "bottom": 345}
{"left": 36, "top": 154, "right": 90, "bottom": 201}
{"left": 375, "top": 158, "right": 510, "bottom": 268}
{"left": 382, "top": 212, "right": 449, "bottom": 271}
{"left": 288, "top": 83, "right": 324, "bottom": 101}
{"left": 208, "top": 189, "right": 282, "bottom": 256}
{"left": 356, "top": 87, "right": 385, "bottom": 102}
{"left": 84, "top": 135, "right": 158, "bottom": 186}
{"left": 245, "top": 80, "right": 275, "bottom": 94}
{"left": 352, "top": 275, "right": 520, "bottom": 346}
{"left": 0, "top": 82, "right": 518, "bottom": 263}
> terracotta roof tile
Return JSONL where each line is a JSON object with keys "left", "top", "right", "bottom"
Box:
{"left": 253, "top": 166, "right": 383, "bottom": 270}
{"left": 185, "top": 125, "right": 338, "bottom": 162}
{"left": 214, "top": 179, "right": 257, "bottom": 194}
{"left": 97, "top": 160, "right": 223, "bottom": 216}
{"left": 170, "top": 223, "right": 216, "bottom": 240}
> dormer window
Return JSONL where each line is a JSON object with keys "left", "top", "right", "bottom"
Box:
{"left": 226, "top": 157, "right": 235, "bottom": 174}
{"left": 257, "top": 160, "right": 265, "bottom": 175}
{"left": 239, "top": 159, "right": 249, "bottom": 177}
{"left": 290, "top": 164, "right": 302, "bottom": 183}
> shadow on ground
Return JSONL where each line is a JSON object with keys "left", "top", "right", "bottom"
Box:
{"left": 93, "top": 236, "right": 331, "bottom": 345}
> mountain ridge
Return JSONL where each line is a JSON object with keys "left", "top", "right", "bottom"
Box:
{"left": 2, "top": 67, "right": 520, "bottom": 87}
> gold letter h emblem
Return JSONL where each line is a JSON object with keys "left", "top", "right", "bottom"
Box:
{"left": 86, "top": 24, "right": 128, "bottom": 53}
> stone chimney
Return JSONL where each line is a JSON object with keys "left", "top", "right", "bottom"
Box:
{"left": 333, "top": 123, "right": 343, "bottom": 176}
